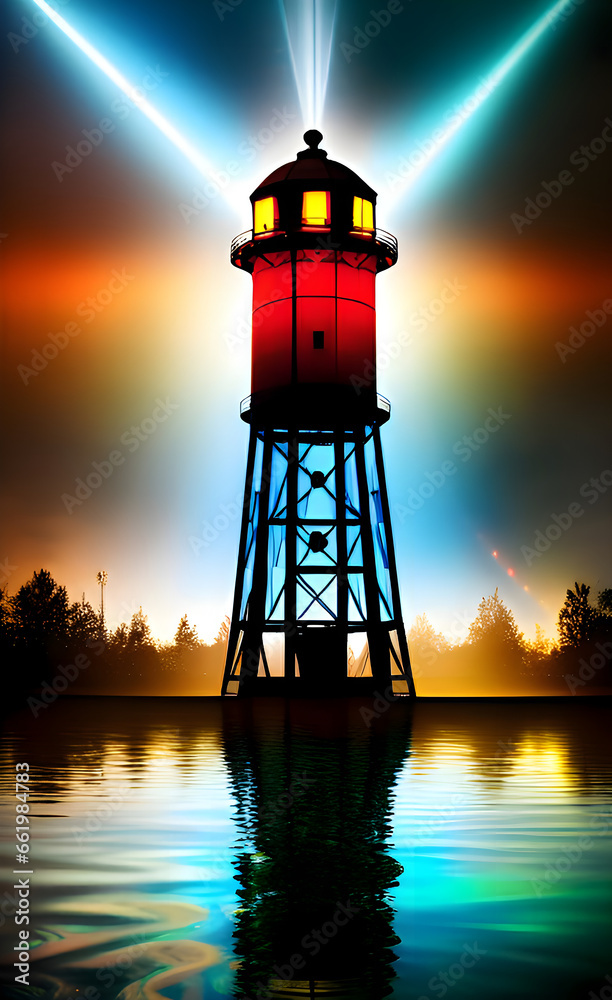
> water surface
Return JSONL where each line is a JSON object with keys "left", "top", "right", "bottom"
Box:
{"left": 1, "top": 696, "right": 611, "bottom": 999}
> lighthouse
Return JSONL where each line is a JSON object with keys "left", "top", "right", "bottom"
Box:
{"left": 221, "top": 131, "right": 415, "bottom": 697}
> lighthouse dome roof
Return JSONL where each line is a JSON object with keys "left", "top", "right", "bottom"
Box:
{"left": 251, "top": 131, "right": 376, "bottom": 201}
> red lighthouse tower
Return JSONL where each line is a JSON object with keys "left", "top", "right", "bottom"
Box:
{"left": 221, "top": 131, "right": 415, "bottom": 697}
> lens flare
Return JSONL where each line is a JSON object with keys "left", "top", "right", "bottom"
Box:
{"left": 280, "top": 0, "right": 337, "bottom": 128}
{"left": 30, "top": 0, "right": 227, "bottom": 195}
{"left": 390, "top": 0, "right": 581, "bottom": 203}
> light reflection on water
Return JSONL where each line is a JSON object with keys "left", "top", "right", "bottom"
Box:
{"left": 0, "top": 697, "right": 611, "bottom": 999}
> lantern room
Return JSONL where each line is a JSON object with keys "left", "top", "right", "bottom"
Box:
{"left": 230, "top": 131, "right": 398, "bottom": 427}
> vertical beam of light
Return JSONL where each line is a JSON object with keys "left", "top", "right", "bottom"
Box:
{"left": 29, "top": 0, "right": 229, "bottom": 196}
{"left": 313, "top": 0, "right": 336, "bottom": 128}
{"left": 280, "top": 0, "right": 337, "bottom": 128}
{"left": 389, "top": 0, "right": 581, "bottom": 204}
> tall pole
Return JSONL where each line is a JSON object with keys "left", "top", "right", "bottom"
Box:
{"left": 96, "top": 570, "right": 108, "bottom": 632}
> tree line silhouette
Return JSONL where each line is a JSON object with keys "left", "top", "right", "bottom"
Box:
{"left": 408, "top": 583, "right": 612, "bottom": 694}
{"left": 0, "top": 569, "right": 228, "bottom": 703}
{"left": 1, "top": 570, "right": 611, "bottom": 702}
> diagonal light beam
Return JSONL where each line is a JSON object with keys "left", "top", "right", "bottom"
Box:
{"left": 389, "top": 0, "right": 581, "bottom": 204}
{"left": 30, "top": 0, "right": 225, "bottom": 191}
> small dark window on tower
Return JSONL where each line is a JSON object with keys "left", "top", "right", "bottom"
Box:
{"left": 313, "top": 330, "right": 324, "bottom": 349}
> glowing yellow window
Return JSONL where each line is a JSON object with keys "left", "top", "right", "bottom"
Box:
{"left": 353, "top": 196, "right": 374, "bottom": 231}
{"left": 254, "top": 197, "right": 279, "bottom": 235}
{"left": 302, "top": 191, "right": 330, "bottom": 227}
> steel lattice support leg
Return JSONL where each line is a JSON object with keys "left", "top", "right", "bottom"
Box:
{"left": 222, "top": 421, "right": 416, "bottom": 696}
{"left": 354, "top": 429, "right": 390, "bottom": 685}
{"left": 221, "top": 427, "right": 273, "bottom": 695}
{"left": 284, "top": 429, "right": 298, "bottom": 680}
{"left": 238, "top": 432, "right": 273, "bottom": 693}
{"left": 221, "top": 426, "right": 258, "bottom": 696}
{"left": 373, "top": 425, "right": 416, "bottom": 696}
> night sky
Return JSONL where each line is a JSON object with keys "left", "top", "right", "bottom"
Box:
{"left": 1, "top": 0, "right": 611, "bottom": 648}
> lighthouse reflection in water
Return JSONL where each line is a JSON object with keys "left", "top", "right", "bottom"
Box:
{"left": 223, "top": 699, "right": 410, "bottom": 998}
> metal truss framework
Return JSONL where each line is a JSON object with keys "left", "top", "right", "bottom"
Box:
{"left": 221, "top": 421, "right": 415, "bottom": 696}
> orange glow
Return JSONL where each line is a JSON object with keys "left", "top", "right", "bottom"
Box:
{"left": 302, "top": 190, "right": 330, "bottom": 227}
{"left": 492, "top": 550, "right": 498, "bottom": 558}
{"left": 418, "top": 243, "right": 612, "bottom": 334}
{"left": 254, "top": 197, "right": 279, "bottom": 236}
{"left": 353, "top": 196, "right": 374, "bottom": 231}
{"left": 508, "top": 568, "right": 515, "bottom": 577}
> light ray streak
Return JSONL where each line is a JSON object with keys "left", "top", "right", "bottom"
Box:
{"left": 390, "top": 0, "right": 581, "bottom": 203}
{"left": 280, "top": 0, "right": 336, "bottom": 128}
{"left": 30, "top": 0, "right": 224, "bottom": 191}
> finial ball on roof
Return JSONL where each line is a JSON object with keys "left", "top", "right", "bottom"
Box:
{"left": 303, "top": 129, "right": 323, "bottom": 149}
